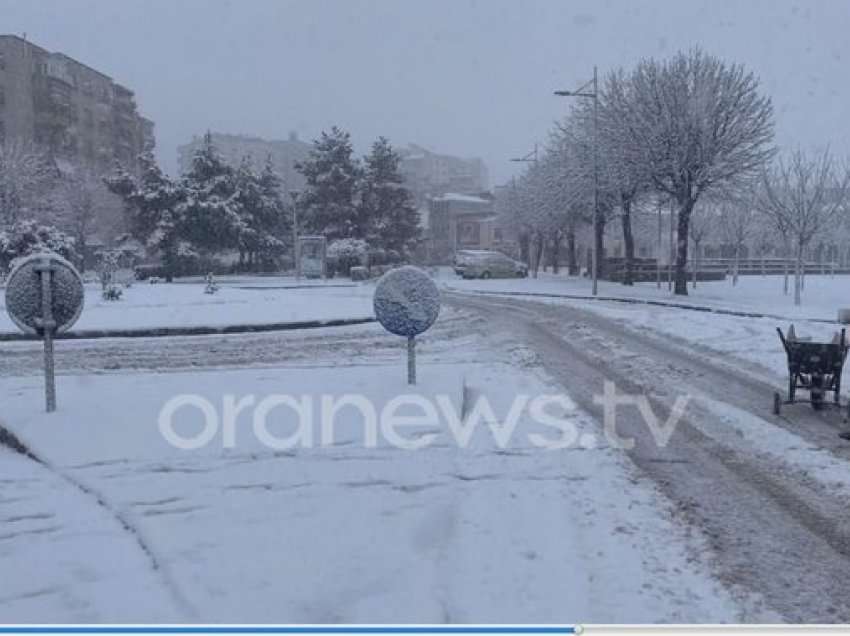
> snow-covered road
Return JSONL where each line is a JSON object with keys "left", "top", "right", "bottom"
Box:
{"left": 5, "top": 287, "right": 845, "bottom": 621}
{"left": 446, "top": 291, "right": 850, "bottom": 622}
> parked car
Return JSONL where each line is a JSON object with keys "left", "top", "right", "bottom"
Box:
{"left": 453, "top": 250, "right": 493, "bottom": 276}
{"left": 458, "top": 251, "right": 528, "bottom": 279}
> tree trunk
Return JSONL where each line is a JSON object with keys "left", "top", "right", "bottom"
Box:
{"left": 595, "top": 214, "right": 607, "bottom": 281}
{"left": 783, "top": 240, "right": 790, "bottom": 295}
{"left": 692, "top": 241, "right": 698, "bottom": 289}
{"left": 733, "top": 245, "right": 740, "bottom": 286}
{"left": 621, "top": 197, "right": 635, "bottom": 286}
{"left": 794, "top": 243, "right": 803, "bottom": 306}
{"left": 519, "top": 232, "right": 530, "bottom": 265}
{"left": 551, "top": 233, "right": 561, "bottom": 275}
{"left": 566, "top": 230, "right": 578, "bottom": 276}
{"left": 163, "top": 244, "right": 177, "bottom": 283}
{"left": 673, "top": 199, "right": 694, "bottom": 296}
{"left": 534, "top": 234, "right": 545, "bottom": 277}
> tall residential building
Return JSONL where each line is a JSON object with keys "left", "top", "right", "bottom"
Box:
{"left": 0, "top": 34, "right": 155, "bottom": 174}
{"left": 177, "top": 131, "right": 311, "bottom": 196}
{"left": 398, "top": 143, "right": 489, "bottom": 206}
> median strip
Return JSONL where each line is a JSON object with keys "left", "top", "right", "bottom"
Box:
{"left": 0, "top": 316, "right": 377, "bottom": 342}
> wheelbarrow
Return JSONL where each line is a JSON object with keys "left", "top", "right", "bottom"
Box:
{"left": 774, "top": 325, "right": 849, "bottom": 417}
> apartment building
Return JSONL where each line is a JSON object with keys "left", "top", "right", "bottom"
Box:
{"left": 0, "top": 34, "right": 154, "bottom": 174}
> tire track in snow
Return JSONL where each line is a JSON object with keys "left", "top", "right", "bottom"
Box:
{"left": 0, "top": 417, "right": 197, "bottom": 619}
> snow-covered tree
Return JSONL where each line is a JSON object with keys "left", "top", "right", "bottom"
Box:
{"left": 59, "top": 168, "right": 124, "bottom": 271}
{"left": 105, "top": 151, "right": 187, "bottom": 281}
{"left": 0, "top": 219, "right": 77, "bottom": 275}
{"left": 179, "top": 133, "right": 244, "bottom": 253}
{"left": 688, "top": 201, "right": 717, "bottom": 289}
{"left": 231, "top": 156, "right": 287, "bottom": 270}
{"left": 758, "top": 149, "right": 850, "bottom": 305}
{"left": 620, "top": 49, "right": 775, "bottom": 295}
{"left": 0, "top": 141, "right": 56, "bottom": 227}
{"left": 359, "top": 137, "right": 420, "bottom": 253}
{"left": 717, "top": 187, "right": 759, "bottom": 286}
{"left": 295, "top": 127, "right": 362, "bottom": 241}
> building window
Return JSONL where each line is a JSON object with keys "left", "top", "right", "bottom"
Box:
{"left": 494, "top": 228, "right": 503, "bottom": 241}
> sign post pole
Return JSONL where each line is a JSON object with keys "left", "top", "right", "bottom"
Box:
{"left": 36, "top": 258, "right": 58, "bottom": 412}
{"left": 407, "top": 335, "right": 416, "bottom": 385}
{"left": 373, "top": 266, "right": 440, "bottom": 386}
{"left": 5, "top": 253, "right": 84, "bottom": 413}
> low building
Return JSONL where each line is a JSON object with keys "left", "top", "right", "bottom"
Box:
{"left": 424, "top": 193, "right": 516, "bottom": 263}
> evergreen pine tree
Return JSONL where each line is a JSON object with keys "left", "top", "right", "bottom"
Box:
{"left": 294, "top": 127, "right": 362, "bottom": 241}
{"left": 104, "top": 151, "right": 186, "bottom": 281}
{"left": 360, "top": 137, "right": 420, "bottom": 253}
{"left": 180, "top": 132, "right": 244, "bottom": 253}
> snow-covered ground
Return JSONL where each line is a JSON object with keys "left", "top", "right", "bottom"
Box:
{"left": 444, "top": 271, "right": 850, "bottom": 380}
{"left": 0, "top": 335, "right": 764, "bottom": 622}
{"left": 0, "top": 279, "right": 375, "bottom": 334}
{"left": 444, "top": 270, "right": 850, "bottom": 321}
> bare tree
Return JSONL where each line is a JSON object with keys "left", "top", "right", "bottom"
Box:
{"left": 688, "top": 203, "right": 716, "bottom": 289}
{"left": 0, "top": 141, "right": 56, "bottom": 227}
{"left": 596, "top": 69, "right": 651, "bottom": 285}
{"left": 60, "top": 168, "right": 125, "bottom": 271}
{"left": 718, "top": 188, "right": 758, "bottom": 286}
{"left": 759, "top": 149, "right": 850, "bottom": 305}
{"left": 623, "top": 49, "right": 775, "bottom": 295}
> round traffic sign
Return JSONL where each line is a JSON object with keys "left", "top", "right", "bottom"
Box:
{"left": 5, "top": 253, "right": 85, "bottom": 334}
{"left": 373, "top": 266, "right": 440, "bottom": 337}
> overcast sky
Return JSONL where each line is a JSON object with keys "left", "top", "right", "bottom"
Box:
{"left": 4, "top": 0, "right": 849, "bottom": 185}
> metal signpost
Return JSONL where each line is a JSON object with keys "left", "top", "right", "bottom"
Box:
{"left": 373, "top": 266, "right": 441, "bottom": 385}
{"left": 5, "top": 253, "right": 84, "bottom": 412}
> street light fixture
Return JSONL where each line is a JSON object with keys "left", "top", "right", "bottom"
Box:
{"left": 554, "top": 66, "right": 599, "bottom": 296}
{"left": 510, "top": 143, "right": 538, "bottom": 164}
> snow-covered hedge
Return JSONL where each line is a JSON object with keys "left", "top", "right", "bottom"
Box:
{"left": 328, "top": 238, "right": 368, "bottom": 277}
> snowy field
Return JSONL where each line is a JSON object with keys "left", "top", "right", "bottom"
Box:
{"left": 444, "top": 271, "right": 850, "bottom": 380}
{"left": 0, "top": 278, "right": 375, "bottom": 334}
{"left": 0, "top": 327, "right": 766, "bottom": 622}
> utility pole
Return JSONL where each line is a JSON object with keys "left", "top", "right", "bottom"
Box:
{"left": 555, "top": 66, "right": 599, "bottom": 296}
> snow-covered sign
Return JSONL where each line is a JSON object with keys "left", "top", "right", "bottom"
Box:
{"left": 5, "top": 253, "right": 84, "bottom": 412}
{"left": 373, "top": 265, "right": 440, "bottom": 337}
{"left": 373, "top": 266, "right": 440, "bottom": 384}
{"left": 5, "top": 253, "right": 84, "bottom": 334}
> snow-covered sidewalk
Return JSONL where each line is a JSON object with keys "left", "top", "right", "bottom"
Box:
{"left": 0, "top": 354, "right": 762, "bottom": 621}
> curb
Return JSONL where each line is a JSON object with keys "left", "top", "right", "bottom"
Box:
{"left": 446, "top": 287, "right": 837, "bottom": 325}
{"left": 0, "top": 316, "right": 377, "bottom": 342}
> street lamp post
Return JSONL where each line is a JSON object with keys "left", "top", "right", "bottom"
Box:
{"left": 289, "top": 190, "right": 300, "bottom": 282}
{"left": 555, "top": 66, "right": 599, "bottom": 296}
{"left": 510, "top": 145, "right": 539, "bottom": 272}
